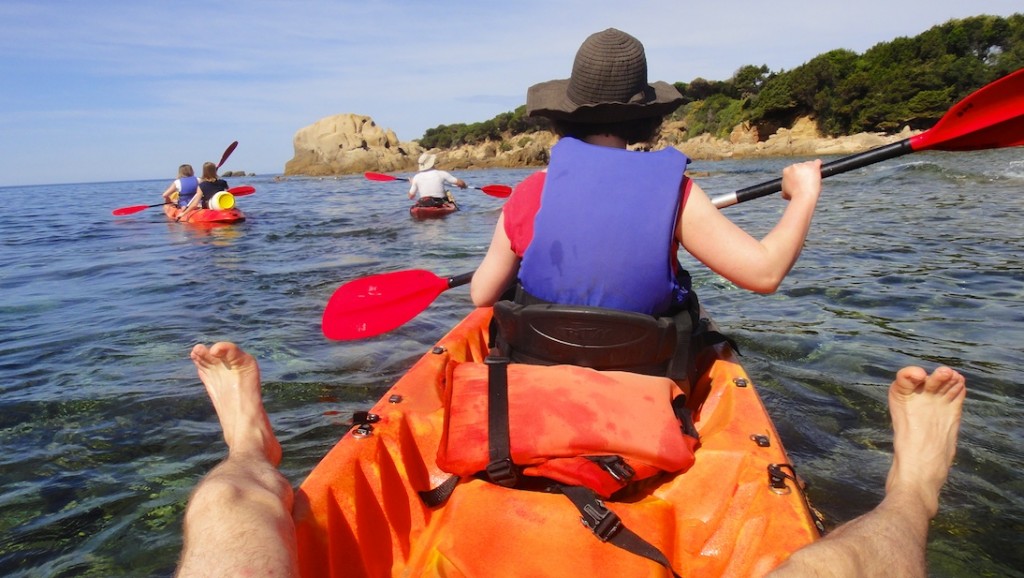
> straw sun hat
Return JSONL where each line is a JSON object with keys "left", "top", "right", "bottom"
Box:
{"left": 418, "top": 153, "right": 437, "bottom": 171}
{"left": 526, "top": 28, "right": 683, "bottom": 124}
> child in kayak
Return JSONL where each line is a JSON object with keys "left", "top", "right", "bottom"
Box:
{"left": 173, "top": 341, "right": 966, "bottom": 578}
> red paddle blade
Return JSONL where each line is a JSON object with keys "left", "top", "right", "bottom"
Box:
{"left": 229, "top": 186, "right": 256, "bottom": 196}
{"left": 365, "top": 172, "right": 399, "bottom": 182}
{"left": 322, "top": 269, "right": 449, "bottom": 340}
{"left": 912, "top": 68, "right": 1024, "bottom": 152}
{"left": 112, "top": 204, "right": 155, "bottom": 216}
{"left": 480, "top": 184, "right": 512, "bottom": 198}
{"left": 217, "top": 141, "right": 238, "bottom": 169}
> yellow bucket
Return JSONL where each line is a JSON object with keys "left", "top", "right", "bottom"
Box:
{"left": 209, "top": 191, "right": 235, "bottom": 210}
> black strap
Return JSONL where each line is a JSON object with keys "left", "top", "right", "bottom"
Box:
{"left": 671, "top": 394, "right": 700, "bottom": 441}
{"left": 485, "top": 354, "right": 519, "bottom": 487}
{"left": 559, "top": 484, "right": 683, "bottom": 578}
{"left": 664, "top": 289, "right": 696, "bottom": 381}
{"left": 588, "top": 455, "right": 635, "bottom": 484}
{"left": 418, "top": 474, "right": 460, "bottom": 507}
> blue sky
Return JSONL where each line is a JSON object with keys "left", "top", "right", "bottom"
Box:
{"left": 1, "top": 1, "right": 1019, "bottom": 186}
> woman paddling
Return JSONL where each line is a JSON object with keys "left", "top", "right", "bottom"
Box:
{"left": 161, "top": 164, "right": 199, "bottom": 209}
{"left": 471, "top": 28, "right": 822, "bottom": 320}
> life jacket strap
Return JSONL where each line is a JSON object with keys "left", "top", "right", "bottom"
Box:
{"left": 559, "top": 484, "right": 683, "bottom": 578}
{"left": 484, "top": 354, "right": 519, "bottom": 488}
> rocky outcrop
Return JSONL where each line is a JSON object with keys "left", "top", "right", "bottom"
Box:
{"left": 440, "top": 133, "right": 557, "bottom": 170}
{"left": 283, "top": 114, "right": 423, "bottom": 176}
{"left": 283, "top": 113, "right": 920, "bottom": 177}
{"left": 669, "top": 116, "right": 918, "bottom": 160}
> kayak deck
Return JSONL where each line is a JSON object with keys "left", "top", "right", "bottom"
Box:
{"left": 294, "top": 307, "right": 820, "bottom": 577}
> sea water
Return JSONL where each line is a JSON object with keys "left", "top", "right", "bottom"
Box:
{"left": 0, "top": 150, "right": 1021, "bottom": 577}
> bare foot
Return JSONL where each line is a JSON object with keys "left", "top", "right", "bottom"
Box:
{"left": 886, "top": 365, "right": 966, "bottom": 517}
{"left": 191, "top": 342, "right": 282, "bottom": 466}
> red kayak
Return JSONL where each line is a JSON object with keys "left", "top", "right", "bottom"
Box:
{"left": 410, "top": 202, "right": 458, "bottom": 219}
{"left": 163, "top": 204, "right": 246, "bottom": 224}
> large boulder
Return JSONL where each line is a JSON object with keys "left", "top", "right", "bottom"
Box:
{"left": 284, "top": 114, "right": 422, "bottom": 176}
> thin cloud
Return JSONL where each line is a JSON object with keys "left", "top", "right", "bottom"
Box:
{"left": 0, "top": 0, "right": 1018, "bottom": 185}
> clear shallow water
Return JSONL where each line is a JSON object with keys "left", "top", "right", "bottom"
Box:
{"left": 1, "top": 150, "right": 1022, "bottom": 577}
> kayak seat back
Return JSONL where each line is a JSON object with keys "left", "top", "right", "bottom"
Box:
{"left": 491, "top": 300, "right": 677, "bottom": 375}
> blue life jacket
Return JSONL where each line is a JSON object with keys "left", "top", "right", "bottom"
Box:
{"left": 178, "top": 176, "right": 199, "bottom": 207}
{"left": 519, "top": 137, "right": 690, "bottom": 315}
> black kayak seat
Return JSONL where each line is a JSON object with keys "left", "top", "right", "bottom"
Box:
{"left": 491, "top": 300, "right": 677, "bottom": 375}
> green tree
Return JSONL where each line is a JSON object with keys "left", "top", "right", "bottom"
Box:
{"left": 416, "top": 14, "right": 1024, "bottom": 143}
{"left": 732, "top": 65, "right": 770, "bottom": 98}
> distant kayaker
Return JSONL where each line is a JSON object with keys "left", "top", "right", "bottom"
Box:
{"left": 161, "top": 164, "right": 198, "bottom": 208}
{"left": 408, "top": 153, "right": 467, "bottom": 208}
{"left": 171, "top": 340, "right": 965, "bottom": 578}
{"left": 178, "top": 162, "right": 229, "bottom": 221}
{"left": 470, "top": 28, "right": 823, "bottom": 317}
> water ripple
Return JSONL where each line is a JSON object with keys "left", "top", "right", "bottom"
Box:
{"left": 1, "top": 153, "right": 1022, "bottom": 576}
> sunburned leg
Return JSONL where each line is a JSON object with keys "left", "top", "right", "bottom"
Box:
{"left": 175, "top": 342, "right": 299, "bottom": 578}
{"left": 767, "top": 366, "right": 966, "bottom": 578}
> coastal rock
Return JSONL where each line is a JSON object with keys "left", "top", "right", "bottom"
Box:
{"left": 730, "top": 122, "right": 760, "bottom": 145}
{"left": 282, "top": 113, "right": 920, "bottom": 177}
{"left": 439, "top": 133, "right": 557, "bottom": 170}
{"left": 672, "top": 116, "right": 917, "bottom": 160}
{"left": 283, "top": 114, "right": 423, "bottom": 176}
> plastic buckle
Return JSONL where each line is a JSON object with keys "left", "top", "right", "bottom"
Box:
{"left": 485, "top": 355, "right": 511, "bottom": 365}
{"left": 592, "top": 456, "right": 635, "bottom": 483}
{"left": 485, "top": 458, "right": 519, "bottom": 487}
{"left": 580, "top": 499, "right": 622, "bottom": 542}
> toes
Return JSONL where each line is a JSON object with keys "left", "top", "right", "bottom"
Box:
{"left": 208, "top": 342, "right": 234, "bottom": 360}
{"left": 190, "top": 343, "right": 210, "bottom": 361}
{"left": 924, "top": 366, "right": 965, "bottom": 396}
{"left": 893, "top": 366, "right": 927, "bottom": 394}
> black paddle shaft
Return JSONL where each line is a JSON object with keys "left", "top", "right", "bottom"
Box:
{"left": 712, "top": 140, "right": 915, "bottom": 208}
{"left": 447, "top": 271, "right": 475, "bottom": 289}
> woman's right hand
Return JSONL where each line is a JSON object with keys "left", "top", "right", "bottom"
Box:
{"left": 780, "top": 160, "right": 822, "bottom": 204}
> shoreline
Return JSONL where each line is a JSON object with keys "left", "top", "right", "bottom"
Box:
{"left": 422, "top": 119, "right": 921, "bottom": 172}
{"left": 283, "top": 113, "right": 922, "bottom": 176}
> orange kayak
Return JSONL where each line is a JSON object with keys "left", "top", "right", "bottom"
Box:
{"left": 163, "top": 204, "right": 245, "bottom": 224}
{"left": 293, "top": 307, "right": 821, "bottom": 577}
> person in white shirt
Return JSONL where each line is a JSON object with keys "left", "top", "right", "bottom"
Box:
{"left": 408, "top": 153, "right": 466, "bottom": 207}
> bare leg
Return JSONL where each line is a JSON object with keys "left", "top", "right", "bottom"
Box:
{"left": 767, "top": 366, "right": 966, "bottom": 578}
{"left": 175, "top": 342, "right": 299, "bottom": 578}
